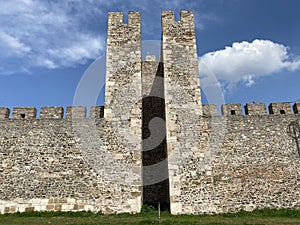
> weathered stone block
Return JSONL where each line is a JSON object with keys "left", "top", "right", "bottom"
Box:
{"left": 59, "top": 198, "right": 68, "bottom": 204}
{"left": 12, "top": 107, "right": 37, "bottom": 119}
{"left": 0, "top": 107, "right": 10, "bottom": 119}
{"left": 268, "top": 102, "right": 291, "bottom": 115}
{"left": 73, "top": 204, "right": 79, "bottom": 210}
{"left": 244, "top": 103, "right": 266, "bottom": 115}
{"left": 4, "top": 207, "right": 10, "bottom": 213}
{"left": 40, "top": 107, "right": 64, "bottom": 119}
{"left": 66, "top": 106, "right": 86, "bottom": 119}
{"left": 221, "top": 104, "right": 242, "bottom": 116}
{"left": 293, "top": 102, "right": 300, "bottom": 114}
{"left": 54, "top": 205, "right": 62, "bottom": 211}
{"left": 10, "top": 206, "right": 17, "bottom": 213}
{"left": 145, "top": 55, "right": 156, "bottom": 62}
{"left": 46, "top": 205, "right": 54, "bottom": 210}
{"left": 90, "top": 106, "right": 104, "bottom": 119}
{"left": 25, "top": 207, "right": 35, "bottom": 212}
{"left": 202, "top": 104, "right": 218, "bottom": 117}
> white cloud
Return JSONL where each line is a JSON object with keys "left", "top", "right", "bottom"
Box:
{"left": 46, "top": 34, "right": 103, "bottom": 68}
{"left": 199, "top": 39, "right": 300, "bottom": 89}
{"left": 0, "top": 31, "right": 31, "bottom": 56}
{"left": 0, "top": 0, "right": 106, "bottom": 74}
{"left": 0, "top": 0, "right": 216, "bottom": 75}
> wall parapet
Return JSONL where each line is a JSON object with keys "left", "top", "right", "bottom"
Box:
{"left": 202, "top": 104, "right": 218, "bottom": 117}
{"left": 293, "top": 102, "right": 300, "bottom": 114}
{"left": 203, "top": 102, "right": 300, "bottom": 116}
{"left": 0, "top": 107, "right": 10, "bottom": 119}
{"left": 0, "top": 106, "right": 105, "bottom": 119}
{"left": 12, "top": 107, "right": 37, "bottom": 119}
{"left": 221, "top": 104, "right": 242, "bottom": 116}
{"left": 245, "top": 103, "right": 267, "bottom": 115}
{"left": 40, "top": 107, "right": 64, "bottom": 119}
{"left": 66, "top": 106, "right": 87, "bottom": 119}
{"left": 107, "top": 11, "right": 141, "bottom": 46}
{"left": 269, "top": 102, "right": 292, "bottom": 115}
{"left": 1, "top": 102, "right": 299, "bottom": 119}
{"left": 162, "top": 10, "right": 195, "bottom": 38}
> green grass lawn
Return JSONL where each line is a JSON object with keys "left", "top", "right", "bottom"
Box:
{"left": 0, "top": 208, "right": 300, "bottom": 225}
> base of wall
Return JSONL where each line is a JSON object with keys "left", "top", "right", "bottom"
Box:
{"left": 0, "top": 198, "right": 96, "bottom": 214}
{"left": 0, "top": 197, "right": 141, "bottom": 215}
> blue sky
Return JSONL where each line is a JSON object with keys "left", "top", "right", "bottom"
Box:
{"left": 0, "top": 0, "right": 300, "bottom": 114}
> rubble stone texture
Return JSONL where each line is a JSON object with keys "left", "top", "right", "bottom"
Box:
{"left": 162, "top": 11, "right": 204, "bottom": 214}
{"left": 12, "top": 107, "right": 37, "bottom": 119}
{"left": 90, "top": 106, "right": 104, "bottom": 119}
{"left": 293, "top": 103, "right": 300, "bottom": 114}
{"left": 0, "top": 108, "right": 10, "bottom": 119}
{"left": 40, "top": 107, "right": 64, "bottom": 119}
{"left": 202, "top": 104, "right": 218, "bottom": 117}
{"left": 0, "top": 11, "right": 300, "bottom": 215}
{"left": 66, "top": 106, "right": 87, "bottom": 119}
{"left": 268, "top": 102, "right": 292, "bottom": 115}
{"left": 221, "top": 104, "right": 243, "bottom": 116}
{"left": 245, "top": 103, "right": 267, "bottom": 115}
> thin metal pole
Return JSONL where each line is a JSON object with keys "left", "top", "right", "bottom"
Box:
{"left": 158, "top": 202, "right": 161, "bottom": 224}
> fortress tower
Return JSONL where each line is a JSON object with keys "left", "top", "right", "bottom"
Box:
{"left": 105, "top": 10, "right": 203, "bottom": 212}
{"left": 0, "top": 11, "right": 299, "bottom": 215}
{"left": 105, "top": 10, "right": 300, "bottom": 214}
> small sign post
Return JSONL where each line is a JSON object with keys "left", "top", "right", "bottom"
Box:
{"left": 158, "top": 202, "right": 161, "bottom": 224}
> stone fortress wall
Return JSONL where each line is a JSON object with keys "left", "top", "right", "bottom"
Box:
{"left": 0, "top": 105, "right": 142, "bottom": 215}
{"left": 0, "top": 102, "right": 299, "bottom": 214}
{"left": 0, "top": 10, "right": 300, "bottom": 215}
{"left": 170, "top": 102, "right": 300, "bottom": 214}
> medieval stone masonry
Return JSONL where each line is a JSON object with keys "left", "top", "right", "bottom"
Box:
{"left": 0, "top": 11, "right": 299, "bottom": 215}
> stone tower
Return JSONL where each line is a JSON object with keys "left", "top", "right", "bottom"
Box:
{"left": 162, "top": 11, "right": 203, "bottom": 214}
{"left": 104, "top": 12, "right": 143, "bottom": 213}
{"left": 105, "top": 10, "right": 202, "bottom": 213}
{"left": 105, "top": 12, "right": 142, "bottom": 123}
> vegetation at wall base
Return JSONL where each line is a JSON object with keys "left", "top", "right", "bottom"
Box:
{"left": 0, "top": 208, "right": 299, "bottom": 225}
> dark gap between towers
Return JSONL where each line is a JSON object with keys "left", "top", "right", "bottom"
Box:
{"left": 142, "top": 62, "right": 170, "bottom": 211}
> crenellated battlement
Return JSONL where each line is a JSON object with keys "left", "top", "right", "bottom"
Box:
{"left": 203, "top": 102, "right": 300, "bottom": 116}
{"left": 221, "top": 103, "right": 243, "bottom": 116}
{"left": 293, "top": 102, "right": 300, "bottom": 114}
{"left": 245, "top": 103, "right": 267, "bottom": 115}
{"left": 40, "top": 106, "right": 64, "bottom": 119}
{"left": 107, "top": 12, "right": 141, "bottom": 45}
{"left": 162, "top": 10, "right": 196, "bottom": 44}
{"left": 0, "top": 106, "right": 104, "bottom": 119}
{"left": 0, "top": 107, "right": 10, "bottom": 119}
{"left": 268, "top": 102, "right": 292, "bottom": 115}
{"left": 161, "top": 10, "right": 195, "bottom": 29}
{"left": 12, "top": 107, "right": 37, "bottom": 119}
{"left": 0, "top": 11, "right": 299, "bottom": 216}
{"left": 1, "top": 102, "right": 299, "bottom": 119}
{"left": 108, "top": 12, "right": 140, "bottom": 26}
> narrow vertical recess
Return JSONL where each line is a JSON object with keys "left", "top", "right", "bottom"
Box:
{"left": 142, "top": 61, "right": 170, "bottom": 210}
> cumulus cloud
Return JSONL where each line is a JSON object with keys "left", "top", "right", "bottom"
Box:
{"left": 199, "top": 39, "right": 300, "bottom": 90}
